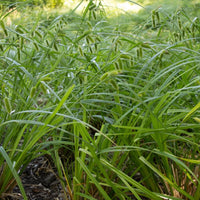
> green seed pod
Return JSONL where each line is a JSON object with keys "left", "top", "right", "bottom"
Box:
{"left": 92, "top": 10, "right": 97, "bottom": 20}
{"left": 178, "top": 19, "right": 182, "bottom": 29}
{"left": 155, "top": 11, "right": 160, "bottom": 24}
{"left": 94, "top": 43, "right": 98, "bottom": 51}
{"left": 53, "top": 42, "right": 58, "bottom": 51}
{"left": 101, "top": 70, "right": 121, "bottom": 81}
{"left": 0, "top": 20, "right": 8, "bottom": 36}
{"left": 40, "top": 83, "right": 47, "bottom": 94}
{"left": 0, "top": 44, "right": 3, "bottom": 51}
{"left": 87, "top": 35, "right": 94, "bottom": 43}
{"left": 63, "top": 19, "right": 67, "bottom": 25}
{"left": 109, "top": 70, "right": 121, "bottom": 76}
{"left": 75, "top": 30, "right": 91, "bottom": 43}
{"left": 141, "top": 43, "right": 151, "bottom": 49}
{"left": 118, "top": 59, "right": 122, "bottom": 69}
{"left": 100, "top": 73, "right": 109, "bottom": 81}
{"left": 137, "top": 48, "right": 140, "bottom": 58}
{"left": 46, "top": 40, "right": 50, "bottom": 46}
{"left": 152, "top": 14, "right": 156, "bottom": 28}
{"left": 33, "top": 42, "right": 39, "bottom": 50}
{"left": 78, "top": 45, "right": 84, "bottom": 56}
{"left": 2, "top": 84, "right": 5, "bottom": 95}
{"left": 191, "top": 23, "right": 195, "bottom": 33}
{"left": 89, "top": 4, "right": 96, "bottom": 10}
{"left": 159, "top": 51, "right": 164, "bottom": 60}
{"left": 17, "top": 48, "right": 21, "bottom": 60}
{"left": 130, "top": 59, "right": 134, "bottom": 66}
{"left": 114, "top": 62, "right": 120, "bottom": 70}
{"left": 182, "top": 30, "right": 185, "bottom": 37}
{"left": 4, "top": 29, "right": 8, "bottom": 36}
{"left": 3, "top": 97, "right": 12, "bottom": 114}
{"left": 87, "top": 21, "right": 92, "bottom": 29}
{"left": 30, "top": 86, "right": 36, "bottom": 98}
{"left": 41, "top": 77, "right": 52, "bottom": 82}
{"left": 86, "top": 36, "right": 90, "bottom": 44}
{"left": 0, "top": 20, "right": 5, "bottom": 30}
{"left": 192, "top": 32, "right": 195, "bottom": 39}
{"left": 89, "top": 47, "right": 93, "bottom": 53}
{"left": 114, "top": 43, "right": 118, "bottom": 52}
{"left": 120, "top": 54, "right": 131, "bottom": 60}
{"left": 179, "top": 33, "right": 182, "bottom": 41}
{"left": 173, "top": 32, "right": 178, "bottom": 38}
{"left": 163, "top": 50, "right": 169, "bottom": 54}
{"left": 15, "top": 25, "right": 24, "bottom": 34}
{"left": 89, "top": 11, "right": 92, "bottom": 21}
{"left": 95, "top": 36, "right": 101, "bottom": 42}
{"left": 139, "top": 47, "right": 143, "bottom": 58}
{"left": 109, "top": 79, "right": 119, "bottom": 90}
{"left": 117, "top": 40, "right": 122, "bottom": 46}
{"left": 35, "top": 30, "right": 43, "bottom": 39}
{"left": 20, "top": 38, "right": 24, "bottom": 50}
{"left": 186, "top": 27, "right": 191, "bottom": 33}
{"left": 152, "top": 10, "right": 156, "bottom": 15}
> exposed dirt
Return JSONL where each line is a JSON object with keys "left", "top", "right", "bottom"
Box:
{"left": 3, "top": 156, "right": 66, "bottom": 200}
{"left": 2, "top": 156, "right": 149, "bottom": 200}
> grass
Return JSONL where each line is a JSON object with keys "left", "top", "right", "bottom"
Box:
{"left": 0, "top": 0, "right": 200, "bottom": 199}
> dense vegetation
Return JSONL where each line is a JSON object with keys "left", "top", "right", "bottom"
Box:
{"left": 1, "top": 0, "right": 64, "bottom": 8}
{"left": 0, "top": 0, "right": 200, "bottom": 199}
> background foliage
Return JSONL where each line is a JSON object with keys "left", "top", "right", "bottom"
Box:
{"left": 0, "top": 0, "right": 200, "bottom": 199}
{"left": 0, "top": 0, "right": 64, "bottom": 8}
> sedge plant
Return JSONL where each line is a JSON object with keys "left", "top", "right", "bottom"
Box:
{"left": 0, "top": 0, "right": 200, "bottom": 199}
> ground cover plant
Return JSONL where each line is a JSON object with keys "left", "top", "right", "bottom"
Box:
{"left": 0, "top": 0, "right": 200, "bottom": 199}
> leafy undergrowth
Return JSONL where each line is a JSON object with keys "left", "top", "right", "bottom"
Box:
{"left": 0, "top": 0, "right": 200, "bottom": 199}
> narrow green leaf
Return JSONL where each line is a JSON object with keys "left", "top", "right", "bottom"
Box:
{"left": 183, "top": 102, "right": 200, "bottom": 122}
{"left": 139, "top": 156, "right": 193, "bottom": 200}
{"left": 101, "top": 159, "right": 162, "bottom": 200}
{"left": 0, "top": 147, "right": 28, "bottom": 200}
{"left": 76, "top": 157, "right": 112, "bottom": 200}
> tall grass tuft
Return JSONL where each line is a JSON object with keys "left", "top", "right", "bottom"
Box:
{"left": 0, "top": 0, "right": 200, "bottom": 199}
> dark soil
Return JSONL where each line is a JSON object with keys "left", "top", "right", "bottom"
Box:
{"left": 3, "top": 156, "right": 66, "bottom": 200}
{"left": 2, "top": 156, "right": 149, "bottom": 200}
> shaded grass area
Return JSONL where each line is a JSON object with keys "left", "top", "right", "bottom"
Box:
{"left": 0, "top": 0, "right": 200, "bottom": 199}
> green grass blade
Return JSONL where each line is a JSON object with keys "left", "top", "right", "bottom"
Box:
{"left": 0, "top": 147, "right": 28, "bottom": 200}
{"left": 139, "top": 156, "right": 193, "bottom": 200}
{"left": 101, "top": 158, "right": 162, "bottom": 200}
{"left": 76, "top": 157, "right": 112, "bottom": 200}
{"left": 183, "top": 102, "right": 200, "bottom": 122}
